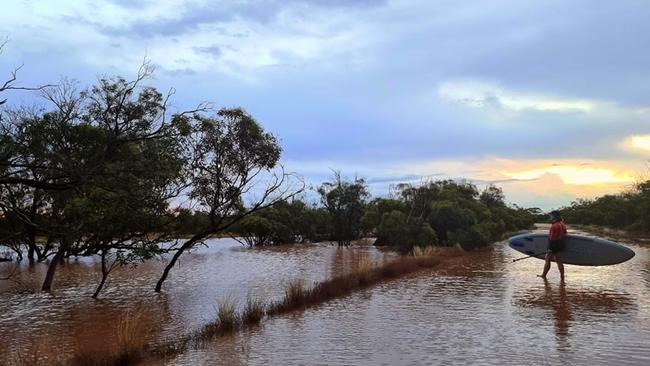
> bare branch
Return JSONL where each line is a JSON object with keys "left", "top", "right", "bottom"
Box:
{"left": 0, "top": 42, "right": 57, "bottom": 105}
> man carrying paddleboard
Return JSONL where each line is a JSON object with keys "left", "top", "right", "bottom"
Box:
{"left": 539, "top": 210, "right": 567, "bottom": 280}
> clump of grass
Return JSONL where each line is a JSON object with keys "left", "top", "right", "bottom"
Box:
{"left": 116, "top": 307, "right": 149, "bottom": 357}
{"left": 352, "top": 255, "right": 377, "bottom": 285}
{"left": 268, "top": 253, "right": 446, "bottom": 316}
{"left": 412, "top": 245, "right": 437, "bottom": 257}
{"left": 68, "top": 308, "right": 150, "bottom": 366}
{"left": 283, "top": 279, "right": 309, "bottom": 308}
{"left": 68, "top": 248, "right": 459, "bottom": 366}
{"left": 242, "top": 295, "right": 265, "bottom": 325}
{"left": 197, "top": 295, "right": 240, "bottom": 340}
{"left": 216, "top": 295, "right": 239, "bottom": 332}
{"left": 353, "top": 255, "right": 376, "bottom": 273}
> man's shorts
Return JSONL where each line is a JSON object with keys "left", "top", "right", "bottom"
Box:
{"left": 548, "top": 239, "right": 565, "bottom": 253}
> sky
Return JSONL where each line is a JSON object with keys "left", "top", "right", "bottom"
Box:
{"left": 1, "top": 0, "right": 650, "bottom": 210}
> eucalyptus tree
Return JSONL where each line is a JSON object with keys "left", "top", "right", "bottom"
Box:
{"left": 1, "top": 59, "right": 303, "bottom": 295}
{"left": 0, "top": 63, "right": 194, "bottom": 293}
{"left": 154, "top": 108, "right": 304, "bottom": 292}
{"left": 318, "top": 172, "right": 369, "bottom": 247}
{"left": 230, "top": 199, "right": 317, "bottom": 247}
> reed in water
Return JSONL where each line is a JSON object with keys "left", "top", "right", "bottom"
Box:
{"left": 41, "top": 247, "right": 457, "bottom": 366}
{"left": 267, "top": 248, "right": 446, "bottom": 315}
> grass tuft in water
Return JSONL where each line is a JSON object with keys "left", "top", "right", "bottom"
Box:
{"left": 69, "top": 306, "right": 150, "bottom": 366}
{"left": 216, "top": 295, "right": 239, "bottom": 332}
{"left": 242, "top": 295, "right": 265, "bottom": 325}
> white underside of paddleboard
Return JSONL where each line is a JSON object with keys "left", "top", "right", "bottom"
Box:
{"left": 508, "top": 232, "right": 635, "bottom": 266}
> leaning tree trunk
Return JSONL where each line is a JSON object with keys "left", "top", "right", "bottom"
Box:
{"left": 155, "top": 234, "right": 205, "bottom": 292}
{"left": 92, "top": 250, "right": 110, "bottom": 299}
{"left": 41, "top": 250, "right": 65, "bottom": 292}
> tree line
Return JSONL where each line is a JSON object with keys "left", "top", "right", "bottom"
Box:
{"left": 230, "top": 177, "right": 537, "bottom": 253}
{"left": 0, "top": 57, "right": 534, "bottom": 298}
{"left": 557, "top": 181, "right": 650, "bottom": 231}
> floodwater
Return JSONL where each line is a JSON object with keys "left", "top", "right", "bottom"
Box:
{"left": 0, "top": 239, "right": 392, "bottom": 363}
{"left": 2, "top": 229, "right": 650, "bottom": 365}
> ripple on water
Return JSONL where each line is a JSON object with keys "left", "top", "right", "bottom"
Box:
{"left": 2, "top": 238, "right": 650, "bottom": 365}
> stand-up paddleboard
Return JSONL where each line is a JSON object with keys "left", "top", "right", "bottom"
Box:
{"left": 508, "top": 232, "right": 635, "bottom": 266}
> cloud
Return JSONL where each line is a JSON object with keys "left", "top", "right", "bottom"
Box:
{"left": 283, "top": 156, "right": 644, "bottom": 209}
{"left": 502, "top": 165, "right": 634, "bottom": 185}
{"left": 3, "top": 0, "right": 650, "bottom": 210}
{"left": 193, "top": 45, "right": 224, "bottom": 57}
{"left": 623, "top": 134, "right": 650, "bottom": 154}
{"left": 438, "top": 80, "right": 595, "bottom": 112}
{"left": 66, "top": 0, "right": 388, "bottom": 39}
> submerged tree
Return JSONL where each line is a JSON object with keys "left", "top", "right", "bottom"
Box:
{"left": 0, "top": 63, "right": 194, "bottom": 293}
{"left": 1, "top": 57, "right": 304, "bottom": 295}
{"left": 154, "top": 108, "right": 303, "bottom": 292}
{"left": 230, "top": 199, "right": 329, "bottom": 247}
{"left": 318, "top": 172, "right": 369, "bottom": 247}
{"left": 367, "top": 180, "right": 533, "bottom": 251}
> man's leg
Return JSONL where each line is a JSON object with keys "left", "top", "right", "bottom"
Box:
{"left": 555, "top": 253, "right": 565, "bottom": 281}
{"left": 539, "top": 251, "right": 551, "bottom": 278}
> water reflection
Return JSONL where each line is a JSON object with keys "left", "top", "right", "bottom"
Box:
{"left": 547, "top": 280, "right": 571, "bottom": 341}
{"left": 513, "top": 277, "right": 635, "bottom": 354}
{"left": 171, "top": 240, "right": 649, "bottom": 366}
{"left": 2, "top": 235, "right": 650, "bottom": 365}
{"left": 0, "top": 239, "right": 394, "bottom": 363}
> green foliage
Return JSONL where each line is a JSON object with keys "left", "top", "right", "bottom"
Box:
{"left": 188, "top": 108, "right": 282, "bottom": 214}
{"left": 361, "top": 198, "right": 407, "bottom": 235}
{"left": 417, "top": 223, "right": 438, "bottom": 247}
{"left": 428, "top": 200, "right": 477, "bottom": 243}
{"left": 166, "top": 208, "right": 210, "bottom": 235}
{"left": 318, "top": 173, "right": 369, "bottom": 246}
{"left": 296, "top": 205, "right": 331, "bottom": 243}
{"left": 371, "top": 181, "right": 533, "bottom": 251}
{"left": 449, "top": 225, "right": 491, "bottom": 250}
{"left": 377, "top": 210, "right": 407, "bottom": 247}
{"left": 558, "top": 181, "right": 650, "bottom": 231}
{"left": 0, "top": 75, "right": 185, "bottom": 262}
{"left": 0, "top": 68, "right": 303, "bottom": 294}
{"left": 0, "top": 58, "right": 536, "bottom": 297}
{"left": 374, "top": 211, "right": 439, "bottom": 253}
{"left": 230, "top": 200, "right": 330, "bottom": 247}
{"left": 479, "top": 184, "right": 506, "bottom": 207}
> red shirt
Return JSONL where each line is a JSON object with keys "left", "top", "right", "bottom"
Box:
{"left": 549, "top": 221, "right": 567, "bottom": 240}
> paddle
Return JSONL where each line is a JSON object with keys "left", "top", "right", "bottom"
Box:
{"left": 512, "top": 251, "right": 548, "bottom": 263}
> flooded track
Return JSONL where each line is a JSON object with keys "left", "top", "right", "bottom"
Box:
{"left": 1, "top": 228, "right": 649, "bottom": 365}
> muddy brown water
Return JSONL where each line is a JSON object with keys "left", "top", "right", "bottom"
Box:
{"left": 2, "top": 229, "right": 650, "bottom": 365}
